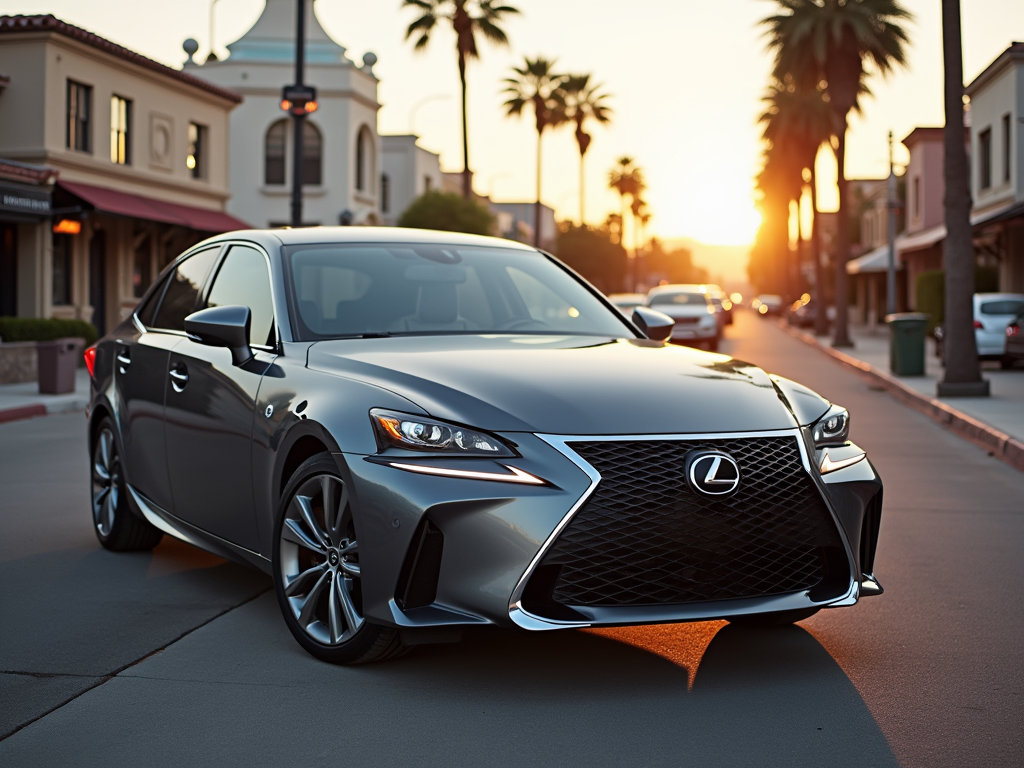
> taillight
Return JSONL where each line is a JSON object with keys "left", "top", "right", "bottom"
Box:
{"left": 83, "top": 346, "right": 96, "bottom": 378}
{"left": 1008, "top": 324, "right": 1021, "bottom": 338}
{"left": 973, "top": 320, "right": 983, "bottom": 329}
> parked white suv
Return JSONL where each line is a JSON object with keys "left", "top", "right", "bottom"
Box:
{"left": 936, "top": 293, "right": 1024, "bottom": 368}
{"left": 646, "top": 286, "right": 720, "bottom": 351}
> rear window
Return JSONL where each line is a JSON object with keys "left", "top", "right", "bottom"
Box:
{"left": 980, "top": 300, "right": 1024, "bottom": 316}
{"left": 649, "top": 292, "right": 706, "bottom": 307}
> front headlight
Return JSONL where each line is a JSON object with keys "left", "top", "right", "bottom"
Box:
{"left": 370, "top": 408, "right": 514, "bottom": 457}
{"left": 812, "top": 404, "right": 850, "bottom": 447}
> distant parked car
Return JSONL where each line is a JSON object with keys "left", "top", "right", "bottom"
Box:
{"left": 607, "top": 293, "right": 647, "bottom": 318}
{"left": 1005, "top": 312, "right": 1024, "bottom": 368}
{"left": 646, "top": 285, "right": 720, "bottom": 351}
{"left": 754, "top": 294, "right": 785, "bottom": 316}
{"left": 934, "top": 293, "right": 1024, "bottom": 368}
{"left": 787, "top": 297, "right": 816, "bottom": 328}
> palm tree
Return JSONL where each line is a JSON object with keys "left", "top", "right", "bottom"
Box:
{"left": 938, "top": 0, "right": 986, "bottom": 396}
{"left": 608, "top": 157, "right": 645, "bottom": 253}
{"left": 556, "top": 74, "right": 612, "bottom": 225}
{"left": 759, "top": 75, "right": 833, "bottom": 331}
{"left": 403, "top": 0, "right": 520, "bottom": 199}
{"left": 503, "top": 57, "right": 567, "bottom": 247}
{"left": 755, "top": 144, "right": 802, "bottom": 297}
{"left": 762, "top": 0, "right": 912, "bottom": 347}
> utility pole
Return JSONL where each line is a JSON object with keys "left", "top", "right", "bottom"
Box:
{"left": 886, "top": 131, "right": 897, "bottom": 316}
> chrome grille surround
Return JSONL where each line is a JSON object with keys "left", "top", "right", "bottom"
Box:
{"left": 508, "top": 429, "right": 858, "bottom": 630}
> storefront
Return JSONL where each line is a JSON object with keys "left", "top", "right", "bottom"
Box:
{"left": 0, "top": 159, "right": 55, "bottom": 319}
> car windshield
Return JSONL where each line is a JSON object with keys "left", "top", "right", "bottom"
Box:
{"left": 980, "top": 300, "right": 1024, "bottom": 316}
{"left": 284, "top": 243, "right": 633, "bottom": 340}
{"left": 648, "top": 292, "right": 706, "bottom": 307}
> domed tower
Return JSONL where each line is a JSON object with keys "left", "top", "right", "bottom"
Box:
{"left": 184, "top": 0, "right": 381, "bottom": 227}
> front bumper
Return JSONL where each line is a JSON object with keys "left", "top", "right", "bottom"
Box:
{"left": 341, "top": 429, "right": 882, "bottom": 632}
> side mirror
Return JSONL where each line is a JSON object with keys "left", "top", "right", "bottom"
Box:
{"left": 185, "top": 305, "right": 253, "bottom": 366}
{"left": 632, "top": 306, "right": 675, "bottom": 342}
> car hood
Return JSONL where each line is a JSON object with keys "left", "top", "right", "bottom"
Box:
{"left": 307, "top": 335, "right": 801, "bottom": 435}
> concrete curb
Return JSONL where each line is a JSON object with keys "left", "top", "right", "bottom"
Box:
{"left": 0, "top": 395, "right": 88, "bottom": 425}
{"left": 0, "top": 404, "right": 48, "bottom": 424}
{"left": 780, "top": 322, "right": 1024, "bottom": 474}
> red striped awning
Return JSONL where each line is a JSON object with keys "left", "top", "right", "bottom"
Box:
{"left": 56, "top": 180, "right": 249, "bottom": 233}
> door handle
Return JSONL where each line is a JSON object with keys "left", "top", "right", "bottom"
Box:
{"left": 169, "top": 365, "right": 189, "bottom": 393}
{"left": 116, "top": 350, "right": 131, "bottom": 374}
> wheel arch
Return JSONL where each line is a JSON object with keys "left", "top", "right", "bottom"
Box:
{"left": 273, "top": 420, "right": 344, "bottom": 504}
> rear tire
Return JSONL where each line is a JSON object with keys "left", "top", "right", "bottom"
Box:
{"left": 273, "top": 453, "right": 409, "bottom": 665}
{"left": 90, "top": 417, "right": 163, "bottom": 551}
{"left": 727, "top": 608, "right": 819, "bottom": 627}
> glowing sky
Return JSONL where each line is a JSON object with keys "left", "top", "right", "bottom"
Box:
{"left": 2, "top": 0, "right": 1022, "bottom": 246}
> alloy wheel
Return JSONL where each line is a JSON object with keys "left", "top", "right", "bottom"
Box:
{"left": 92, "top": 427, "right": 121, "bottom": 538}
{"left": 279, "top": 473, "right": 364, "bottom": 645}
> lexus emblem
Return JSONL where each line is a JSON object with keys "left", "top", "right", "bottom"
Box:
{"left": 686, "top": 451, "right": 741, "bottom": 496}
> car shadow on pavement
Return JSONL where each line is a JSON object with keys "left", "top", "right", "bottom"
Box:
{"left": 0, "top": 590, "right": 897, "bottom": 768}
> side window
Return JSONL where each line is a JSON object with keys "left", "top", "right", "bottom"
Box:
{"left": 205, "top": 245, "right": 275, "bottom": 346}
{"left": 136, "top": 275, "right": 167, "bottom": 328}
{"left": 152, "top": 247, "right": 220, "bottom": 331}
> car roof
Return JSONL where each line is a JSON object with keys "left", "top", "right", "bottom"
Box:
{"left": 975, "top": 293, "right": 1024, "bottom": 302}
{"left": 647, "top": 284, "right": 707, "bottom": 296}
{"left": 197, "top": 226, "right": 540, "bottom": 252}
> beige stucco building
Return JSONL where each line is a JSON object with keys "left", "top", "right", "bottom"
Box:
{"left": 0, "top": 14, "right": 245, "bottom": 333}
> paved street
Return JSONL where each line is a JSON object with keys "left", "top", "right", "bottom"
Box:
{"left": 1, "top": 311, "right": 1022, "bottom": 767}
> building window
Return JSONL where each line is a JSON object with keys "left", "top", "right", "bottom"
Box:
{"left": 265, "top": 121, "right": 286, "bottom": 185}
{"left": 303, "top": 121, "right": 322, "bottom": 186}
{"left": 187, "top": 122, "right": 207, "bottom": 179}
{"left": 913, "top": 177, "right": 920, "bottom": 219}
{"left": 979, "top": 127, "right": 992, "bottom": 190}
{"left": 1003, "top": 113, "right": 1012, "bottom": 184}
{"left": 52, "top": 234, "right": 72, "bottom": 306}
{"left": 381, "top": 173, "right": 390, "bottom": 213}
{"left": 110, "top": 95, "right": 132, "bottom": 165}
{"left": 355, "top": 126, "right": 374, "bottom": 192}
{"left": 66, "top": 80, "right": 92, "bottom": 152}
{"left": 264, "top": 120, "right": 321, "bottom": 186}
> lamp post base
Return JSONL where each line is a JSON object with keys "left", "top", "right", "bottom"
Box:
{"left": 936, "top": 380, "right": 991, "bottom": 398}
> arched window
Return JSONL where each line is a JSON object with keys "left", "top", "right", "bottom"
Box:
{"left": 265, "top": 120, "right": 286, "bottom": 185}
{"left": 355, "top": 125, "right": 374, "bottom": 193}
{"left": 264, "top": 120, "right": 322, "bottom": 187}
{"left": 303, "top": 121, "right": 322, "bottom": 186}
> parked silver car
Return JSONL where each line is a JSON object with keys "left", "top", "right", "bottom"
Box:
{"left": 646, "top": 285, "right": 720, "bottom": 351}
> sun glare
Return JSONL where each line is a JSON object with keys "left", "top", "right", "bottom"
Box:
{"left": 655, "top": 173, "right": 763, "bottom": 246}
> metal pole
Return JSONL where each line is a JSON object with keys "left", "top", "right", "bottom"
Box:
{"left": 290, "top": 0, "right": 306, "bottom": 228}
{"left": 886, "top": 130, "right": 897, "bottom": 316}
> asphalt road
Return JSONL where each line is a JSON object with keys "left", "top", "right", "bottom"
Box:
{"left": 1, "top": 310, "right": 1021, "bottom": 767}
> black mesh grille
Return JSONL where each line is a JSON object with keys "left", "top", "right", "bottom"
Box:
{"left": 531, "top": 437, "right": 847, "bottom": 608}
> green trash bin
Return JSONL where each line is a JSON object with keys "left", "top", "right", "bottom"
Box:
{"left": 885, "top": 313, "right": 929, "bottom": 376}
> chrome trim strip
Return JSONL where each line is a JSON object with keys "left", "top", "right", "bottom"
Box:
{"left": 508, "top": 428, "right": 859, "bottom": 630}
{"left": 819, "top": 449, "right": 867, "bottom": 475}
{"left": 385, "top": 462, "right": 545, "bottom": 485}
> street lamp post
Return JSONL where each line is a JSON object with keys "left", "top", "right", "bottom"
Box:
{"left": 887, "top": 131, "right": 898, "bottom": 316}
{"left": 290, "top": 0, "right": 307, "bottom": 228}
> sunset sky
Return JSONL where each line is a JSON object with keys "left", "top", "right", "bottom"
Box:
{"left": 3, "top": 0, "right": 1023, "bottom": 250}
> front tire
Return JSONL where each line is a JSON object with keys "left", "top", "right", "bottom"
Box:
{"left": 272, "top": 453, "right": 407, "bottom": 665}
{"left": 90, "top": 418, "right": 163, "bottom": 551}
{"left": 727, "top": 608, "right": 820, "bottom": 627}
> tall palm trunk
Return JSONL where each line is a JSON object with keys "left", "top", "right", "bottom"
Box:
{"left": 579, "top": 152, "right": 586, "bottom": 226}
{"left": 810, "top": 164, "right": 828, "bottom": 336}
{"left": 458, "top": 51, "right": 471, "bottom": 199}
{"left": 832, "top": 125, "right": 853, "bottom": 347}
{"left": 534, "top": 127, "right": 542, "bottom": 248}
{"left": 938, "top": 0, "right": 987, "bottom": 395}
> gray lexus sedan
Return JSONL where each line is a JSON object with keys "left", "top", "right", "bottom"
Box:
{"left": 85, "top": 228, "right": 883, "bottom": 664}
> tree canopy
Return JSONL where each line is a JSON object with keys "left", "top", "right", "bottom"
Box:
{"left": 397, "top": 190, "right": 496, "bottom": 236}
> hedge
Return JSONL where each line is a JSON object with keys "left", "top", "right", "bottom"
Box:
{"left": 0, "top": 317, "right": 99, "bottom": 344}
{"left": 914, "top": 266, "right": 999, "bottom": 333}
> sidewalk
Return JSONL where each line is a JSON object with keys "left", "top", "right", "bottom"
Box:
{"left": 0, "top": 369, "right": 90, "bottom": 424}
{"left": 785, "top": 321, "right": 1024, "bottom": 471}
